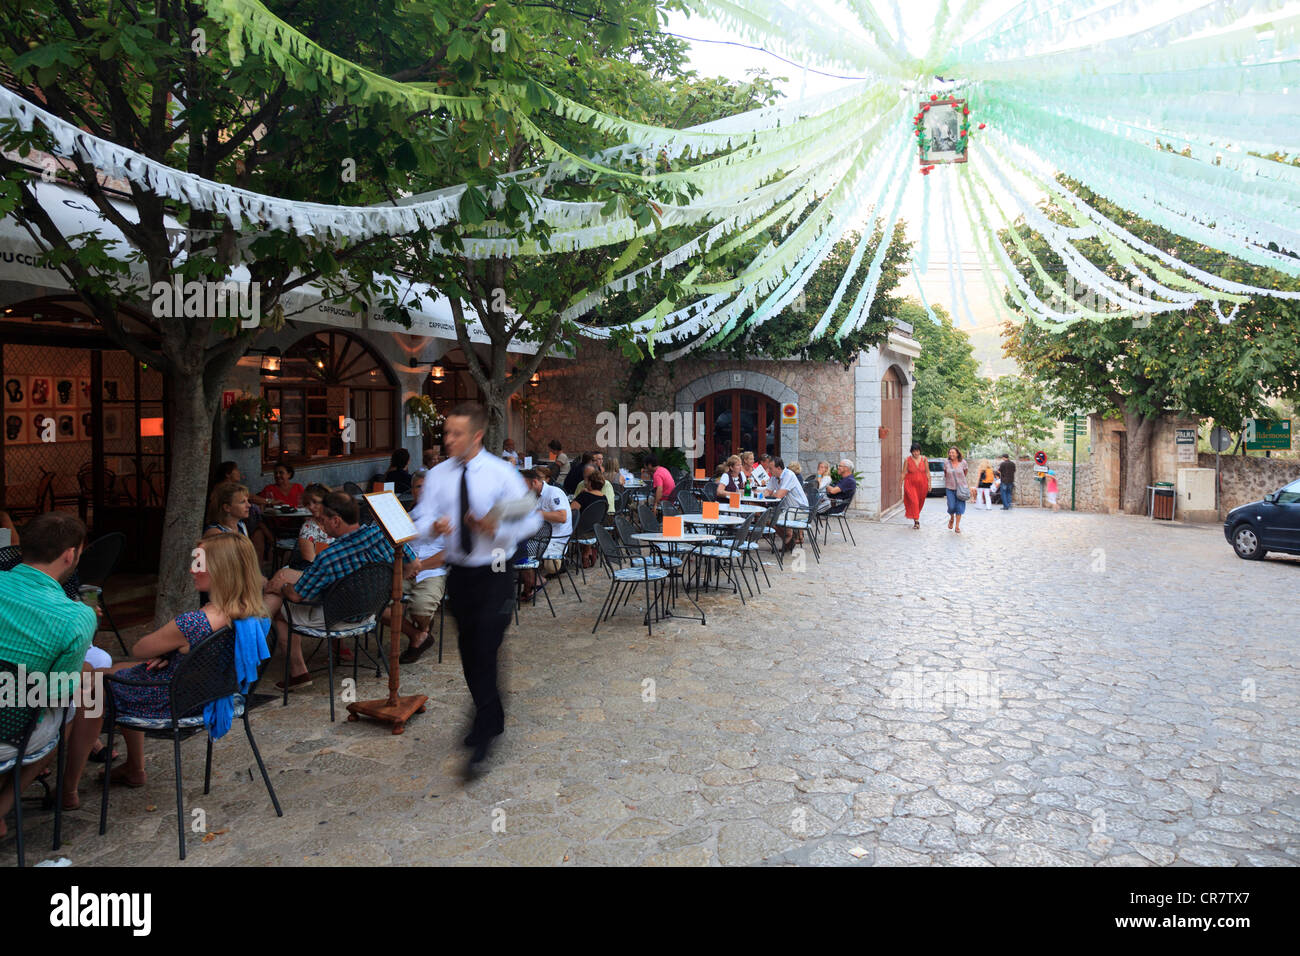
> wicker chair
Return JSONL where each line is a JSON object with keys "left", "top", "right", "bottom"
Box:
{"left": 281, "top": 562, "right": 392, "bottom": 721}
{"left": 98, "top": 626, "right": 282, "bottom": 860}
{"left": 0, "top": 659, "right": 68, "bottom": 867}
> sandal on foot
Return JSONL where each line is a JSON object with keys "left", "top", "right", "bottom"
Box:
{"left": 98, "top": 765, "right": 145, "bottom": 788}
{"left": 399, "top": 633, "right": 434, "bottom": 664}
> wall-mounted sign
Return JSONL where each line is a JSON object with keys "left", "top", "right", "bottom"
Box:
{"left": 1175, "top": 427, "right": 1197, "bottom": 462}
{"left": 1244, "top": 418, "right": 1291, "bottom": 451}
{"left": 781, "top": 402, "right": 798, "bottom": 425}
{"left": 222, "top": 390, "right": 237, "bottom": 410}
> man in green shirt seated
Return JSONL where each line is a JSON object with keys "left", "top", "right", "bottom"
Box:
{"left": 0, "top": 512, "right": 98, "bottom": 832}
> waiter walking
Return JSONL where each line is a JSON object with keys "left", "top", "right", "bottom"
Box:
{"left": 422, "top": 403, "right": 541, "bottom": 767}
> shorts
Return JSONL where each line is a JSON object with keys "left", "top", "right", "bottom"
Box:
{"left": 0, "top": 705, "right": 73, "bottom": 764}
{"left": 1046, "top": 492, "right": 1058, "bottom": 504}
{"left": 403, "top": 574, "right": 446, "bottom": 621}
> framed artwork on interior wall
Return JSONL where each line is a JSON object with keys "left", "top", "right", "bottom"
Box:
{"left": 102, "top": 409, "right": 121, "bottom": 440}
{"left": 31, "top": 411, "right": 55, "bottom": 444}
{"left": 57, "top": 413, "right": 77, "bottom": 441}
{"left": 917, "top": 98, "right": 969, "bottom": 166}
{"left": 4, "top": 413, "right": 27, "bottom": 444}
{"left": 28, "top": 375, "right": 52, "bottom": 408}
{"left": 3, "top": 376, "right": 26, "bottom": 408}
{"left": 54, "top": 377, "right": 76, "bottom": 408}
{"left": 102, "top": 378, "right": 122, "bottom": 402}
{"left": 77, "top": 410, "right": 93, "bottom": 442}
{"left": 77, "top": 377, "right": 93, "bottom": 406}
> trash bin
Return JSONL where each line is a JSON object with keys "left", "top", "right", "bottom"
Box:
{"left": 1151, "top": 483, "right": 1175, "bottom": 520}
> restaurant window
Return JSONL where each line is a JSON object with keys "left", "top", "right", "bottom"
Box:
{"left": 262, "top": 331, "right": 396, "bottom": 465}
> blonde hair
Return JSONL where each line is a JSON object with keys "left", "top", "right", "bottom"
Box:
{"left": 206, "top": 481, "right": 248, "bottom": 525}
{"left": 978, "top": 459, "right": 993, "bottom": 476}
{"left": 740, "top": 451, "right": 755, "bottom": 465}
{"left": 788, "top": 461, "right": 803, "bottom": 475}
{"left": 198, "top": 533, "right": 268, "bottom": 620}
{"left": 817, "top": 460, "right": 830, "bottom": 473}
{"left": 725, "top": 455, "right": 742, "bottom": 468}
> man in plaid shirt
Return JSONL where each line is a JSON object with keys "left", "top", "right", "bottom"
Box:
{"left": 262, "top": 491, "right": 414, "bottom": 691}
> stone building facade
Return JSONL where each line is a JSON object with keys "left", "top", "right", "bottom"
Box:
{"left": 526, "top": 326, "right": 921, "bottom": 517}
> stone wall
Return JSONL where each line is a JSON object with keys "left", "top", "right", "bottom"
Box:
{"left": 1198, "top": 453, "right": 1300, "bottom": 512}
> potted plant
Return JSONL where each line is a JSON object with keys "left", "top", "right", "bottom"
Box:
{"left": 404, "top": 395, "right": 441, "bottom": 438}
{"left": 226, "top": 392, "right": 276, "bottom": 449}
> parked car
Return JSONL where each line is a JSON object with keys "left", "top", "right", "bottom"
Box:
{"left": 1224, "top": 478, "right": 1300, "bottom": 560}
{"left": 928, "top": 458, "right": 946, "bottom": 497}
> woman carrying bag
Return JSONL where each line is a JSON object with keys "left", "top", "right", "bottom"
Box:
{"left": 942, "top": 446, "right": 972, "bottom": 534}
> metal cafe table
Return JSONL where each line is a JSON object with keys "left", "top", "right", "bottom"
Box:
{"left": 630, "top": 531, "right": 711, "bottom": 625}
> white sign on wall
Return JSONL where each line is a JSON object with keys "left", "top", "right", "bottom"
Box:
{"left": 1175, "top": 428, "right": 1197, "bottom": 463}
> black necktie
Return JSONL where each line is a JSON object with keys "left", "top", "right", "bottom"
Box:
{"left": 459, "top": 464, "right": 472, "bottom": 554}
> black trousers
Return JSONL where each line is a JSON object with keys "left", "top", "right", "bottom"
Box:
{"left": 447, "top": 563, "right": 516, "bottom": 742}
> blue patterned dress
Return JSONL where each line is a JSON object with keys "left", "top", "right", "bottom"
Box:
{"left": 111, "top": 610, "right": 214, "bottom": 720}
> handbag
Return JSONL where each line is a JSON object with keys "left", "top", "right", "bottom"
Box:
{"left": 951, "top": 464, "right": 970, "bottom": 501}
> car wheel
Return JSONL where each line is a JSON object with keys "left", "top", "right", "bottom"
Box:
{"left": 1232, "top": 524, "right": 1267, "bottom": 560}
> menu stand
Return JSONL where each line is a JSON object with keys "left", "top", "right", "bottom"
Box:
{"left": 346, "top": 492, "right": 428, "bottom": 734}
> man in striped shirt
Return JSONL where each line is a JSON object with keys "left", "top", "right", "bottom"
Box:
{"left": 0, "top": 513, "right": 97, "bottom": 833}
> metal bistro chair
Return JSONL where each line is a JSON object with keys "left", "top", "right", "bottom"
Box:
{"left": 661, "top": 502, "right": 681, "bottom": 517}
{"left": 774, "top": 498, "right": 821, "bottom": 564}
{"left": 740, "top": 508, "right": 772, "bottom": 590}
{"left": 675, "top": 487, "right": 701, "bottom": 515}
{"left": 756, "top": 502, "right": 787, "bottom": 570}
{"left": 567, "top": 498, "right": 608, "bottom": 584}
{"left": 74, "top": 532, "right": 129, "bottom": 656}
{"left": 0, "top": 659, "right": 68, "bottom": 867}
{"left": 637, "top": 502, "right": 660, "bottom": 534}
{"left": 817, "top": 492, "right": 857, "bottom": 547}
{"left": 343, "top": 481, "right": 365, "bottom": 497}
{"left": 281, "top": 562, "right": 392, "bottom": 721}
{"left": 591, "top": 525, "right": 669, "bottom": 636}
{"left": 695, "top": 513, "right": 758, "bottom": 603}
{"left": 514, "top": 522, "right": 556, "bottom": 622}
{"left": 99, "top": 626, "right": 282, "bottom": 861}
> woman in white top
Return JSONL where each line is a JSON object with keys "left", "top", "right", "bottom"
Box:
{"left": 296, "top": 483, "right": 335, "bottom": 563}
{"left": 816, "top": 461, "right": 832, "bottom": 491}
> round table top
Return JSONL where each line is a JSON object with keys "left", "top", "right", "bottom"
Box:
{"left": 719, "top": 504, "right": 767, "bottom": 514}
{"left": 263, "top": 507, "right": 311, "bottom": 518}
{"left": 631, "top": 532, "right": 714, "bottom": 543}
{"left": 740, "top": 495, "right": 780, "bottom": 505}
{"left": 684, "top": 514, "right": 744, "bottom": 526}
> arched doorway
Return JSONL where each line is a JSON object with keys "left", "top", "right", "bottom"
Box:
{"left": 693, "top": 389, "right": 780, "bottom": 475}
{"left": 880, "top": 367, "right": 904, "bottom": 510}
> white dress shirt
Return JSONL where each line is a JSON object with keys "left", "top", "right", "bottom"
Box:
{"left": 416, "top": 448, "right": 542, "bottom": 567}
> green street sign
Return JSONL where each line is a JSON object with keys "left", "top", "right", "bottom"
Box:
{"left": 1245, "top": 419, "right": 1292, "bottom": 451}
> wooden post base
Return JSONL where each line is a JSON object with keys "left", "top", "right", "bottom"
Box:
{"left": 346, "top": 694, "right": 428, "bottom": 735}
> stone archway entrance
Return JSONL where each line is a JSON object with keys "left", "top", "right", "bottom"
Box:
{"left": 675, "top": 370, "right": 798, "bottom": 476}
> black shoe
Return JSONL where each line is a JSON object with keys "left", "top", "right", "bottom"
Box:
{"left": 469, "top": 740, "right": 491, "bottom": 765}
{"left": 463, "top": 732, "right": 479, "bottom": 747}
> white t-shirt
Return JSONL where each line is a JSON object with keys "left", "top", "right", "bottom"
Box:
{"left": 817, "top": 474, "right": 832, "bottom": 491}
{"left": 537, "top": 483, "right": 572, "bottom": 548}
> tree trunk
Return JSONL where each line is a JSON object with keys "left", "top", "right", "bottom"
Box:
{"left": 153, "top": 366, "right": 217, "bottom": 627}
{"left": 1120, "top": 408, "right": 1157, "bottom": 515}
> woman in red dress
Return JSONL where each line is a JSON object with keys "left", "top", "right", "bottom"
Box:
{"left": 902, "top": 443, "right": 929, "bottom": 529}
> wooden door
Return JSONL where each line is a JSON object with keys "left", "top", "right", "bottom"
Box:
{"left": 880, "top": 367, "right": 903, "bottom": 510}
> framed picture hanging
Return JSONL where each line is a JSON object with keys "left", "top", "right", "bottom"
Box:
{"left": 3, "top": 376, "right": 25, "bottom": 408}
{"left": 28, "top": 375, "right": 52, "bottom": 407}
{"left": 916, "top": 97, "right": 970, "bottom": 166}
{"left": 4, "top": 413, "right": 27, "bottom": 444}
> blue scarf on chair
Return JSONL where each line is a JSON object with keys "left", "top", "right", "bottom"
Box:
{"left": 203, "top": 616, "right": 271, "bottom": 740}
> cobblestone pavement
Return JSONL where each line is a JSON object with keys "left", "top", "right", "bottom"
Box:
{"left": 7, "top": 507, "right": 1299, "bottom": 866}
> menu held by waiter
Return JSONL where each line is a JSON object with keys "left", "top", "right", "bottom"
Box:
{"left": 417, "top": 403, "right": 541, "bottom": 767}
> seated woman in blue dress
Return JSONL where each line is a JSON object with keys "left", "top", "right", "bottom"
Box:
{"left": 99, "top": 533, "right": 269, "bottom": 788}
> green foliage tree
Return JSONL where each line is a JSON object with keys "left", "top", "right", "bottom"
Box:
{"left": 901, "top": 299, "right": 992, "bottom": 454}
{"left": 982, "top": 374, "right": 1056, "bottom": 458}
{"left": 1002, "top": 179, "right": 1300, "bottom": 512}
{"left": 0, "top": 0, "right": 441, "bottom": 622}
